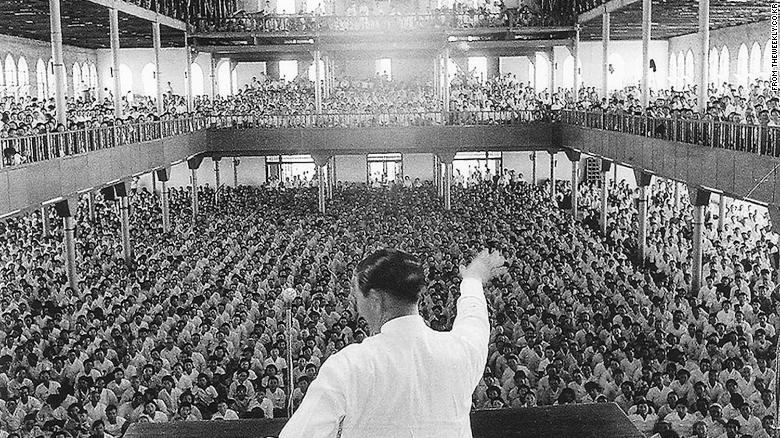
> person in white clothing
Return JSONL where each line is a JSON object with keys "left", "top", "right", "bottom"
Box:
{"left": 280, "top": 248, "right": 505, "bottom": 438}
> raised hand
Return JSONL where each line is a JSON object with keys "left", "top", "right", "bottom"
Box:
{"left": 459, "top": 249, "right": 507, "bottom": 285}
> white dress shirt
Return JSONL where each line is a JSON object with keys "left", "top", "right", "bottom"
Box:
{"left": 280, "top": 278, "right": 489, "bottom": 438}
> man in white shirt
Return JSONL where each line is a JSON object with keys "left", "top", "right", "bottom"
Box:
{"left": 280, "top": 249, "right": 505, "bottom": 438}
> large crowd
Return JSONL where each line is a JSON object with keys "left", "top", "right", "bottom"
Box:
{"left": 0, "top": 162, "right": 775, "bottom": 438}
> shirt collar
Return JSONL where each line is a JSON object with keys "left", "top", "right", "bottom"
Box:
{"left": 380, "top": 314, "right": 425, "bottom": 335}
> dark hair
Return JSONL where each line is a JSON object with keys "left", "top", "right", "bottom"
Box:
{"left": 355, "top": 249, "right": 425, "bottom": 304}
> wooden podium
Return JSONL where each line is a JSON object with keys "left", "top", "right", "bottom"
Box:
{"left": 125, "top": 403, "right": 643, "bottom": 438}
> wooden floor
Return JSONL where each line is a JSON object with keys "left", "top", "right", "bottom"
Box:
{"left": 125, "top": 403, "right": 643, "bottom": 438}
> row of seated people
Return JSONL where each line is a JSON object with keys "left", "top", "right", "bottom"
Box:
{"left": 196, "top": 0, "right": 560, "bottom": 33}
{"left": 0, "top": 167, "right": 777, "bottom": 438}
{"left": 2, "top": 73, "right": 779, "bottom": 165}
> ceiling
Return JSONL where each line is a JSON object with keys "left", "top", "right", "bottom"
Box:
{"left": 0, "top": 0, "right": 184, "bottom": 49}
{"left": 579, "top": 0, "right": 771, "bottom": 40}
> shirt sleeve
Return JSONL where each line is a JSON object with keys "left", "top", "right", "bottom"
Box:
{"left": 451, "top": 277, "right": 490, "bottom": 385}
{"left": 278, "top": 353, "right": 347, "bottom": 438}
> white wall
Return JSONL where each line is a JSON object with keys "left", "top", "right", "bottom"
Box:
{"left": 235, "top": 62, "right": 267, "bottom": 91}
{"left": 403, "top": 153, "right": 434, "bottom": 181}
{"left": 499, "top": 56, "right": 535, "bottom": 85}
{"left": 668, "top": 20, "right": 771, "bottom": 88}
{"left": 576, "top": 40, "right": 669, "bottom": 91}
{"left": 335, "top": 155, "right": 366, "bottom": 183}
{"left": 0, "top": 33, "right": 97, "bottom": 100}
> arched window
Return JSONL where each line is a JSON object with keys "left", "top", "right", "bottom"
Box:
{"left": 72, "top": 62, "right": 82, "bottom": 99}
{"left": 278, "top": 60, "right": 297, "bottom": 84}
{"left": 765, "top": 40, "right": 772, "bottom": 80}
{"left": 608, "top": 53, "right": 625, "bottom": 91}
{"left": 708, "top": 47, "right": 718, "bottom": 86}
{"left": 81, "top": 63, "right": 90, "bottom": 94}
{"left": 141, "top": 63, "right": 157, "bottom": 97}
{"left": 684, "top": 50, "right": 695, "bottom": 87}
{"left": 36, "top": 59, "right": 46, "bottom": 101}
{"left": 119, "top": 64, "right": 133, "bottom": 98}
{"left": 534, "top": 53, "right": 550, "bottom": 92}
{"left": 749, "top": 42, "right": 761, "bottom": 84}
{"left": 718, "top": 46, "right": 730, "bottom": 86}
{"left": 191, "top": 63, "right": 204, "bottom": 96}
{"left": 5, "top": 55, "right": 17, "bottom": 97}
{"left": 676, "top": 52, "right": 685, "bottom": 89}
{"left": 16, "top": 57, "right": 29, "bottom": 97}
{"left": 561, "top": 55, "right": 574, "bottom": 89}
{"left": 467, "top": 56, "right": 488, "bottom": 83}
{"left": 736, "top": 43, "right": 749, "bottom": 88}
{"left": 89, "top": 64, "right": 98, "bottom": 99}
{"left": 217, "top": 61, "right": 233, "bottom": 95}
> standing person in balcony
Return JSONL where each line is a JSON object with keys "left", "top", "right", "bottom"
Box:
{"left": 279, "top": 249, "right": 505, "bottom": 438}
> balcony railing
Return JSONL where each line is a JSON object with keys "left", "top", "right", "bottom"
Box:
{"left": 561, "top": 110, "right": 780, "bottom": 157}
{"left": 0, "top": 118, "right": 208, "bottom": 169}
{"left": 194, "top": 11, "right": 560, "bottom": 34}
{"left": 209, "top": 110, "right": 549, "bottom": 129}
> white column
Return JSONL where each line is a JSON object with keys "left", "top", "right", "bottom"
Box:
{"left": 443, "top": 48, "right": 450, "bottom": 114}
{"left": 161, "top": 181, "right": 170, "bottom": 233}
{"left": 63, "top": 215, "right": 78, "bottom": 290}
{"left": 185, "top": 35, "right": 193, "bottom": 111}
{"left": 718, "top": 194, "right": 726, "bottom": 232}
{"left": 314, "top": 50, "right": 322, "bottom": 114}
{"left": 191, "top": 169, "right": 199, "bottom": 221}
{"left": 211, "top": 57, "right": 218, "bottom": 99}
{"left": 444, "top": 162, "right": 452, "bottom": 211}
{"left": 109, "top": 8, "right": 123, "bottom": 119}
{"left": 41, "top": 206, "right": 51, "bottom": 236}
{"left": 233, "top": 157, "right": 239, "bottom": 187}
{"left": 119, "top": 196, "right": 132, "bottom": 264}
{"left": 549, "top": 151, "right": 556, "bottom": 203}
{"left": 600, "top": 160, "right": 611, "bottom": 235}
{"left": 641, "top": 0, "right": 651, "bottom": 109}
{"left": 49, "top": 0, "right": 67, "bottom": 125}
{"left": 692, "top": 203, "right": 705, "bottom": 293}
{"left": 87, "top": 192, "right": 96, "bottom": 221}
{"left": 637, "top": 185, "right": 649, "bottom": 263}
{"left": 318, "top": 165, "right": 326, "bottom": 214}
{"left": 601, "top": 12, "right": 610, "bottom": 99}
{"left": 153, "top": 20, "right": 164, "bottom": 114}
{"left": 572, "top": 26, "right": 580, "bottom": 101}
{"left": 531, "top": 152, "right": 537, "bottom": 185}
{"left": 571, "top": 159, "right": 579, "bottom": 219}
{"left": 214, "top": 158, "right": 221, "bottom": 206}
{"left": 548, "top": 50, "right": 555, "bottom": 94}
{"left": 698, "top": 0, "right": 710, "bottom": 113}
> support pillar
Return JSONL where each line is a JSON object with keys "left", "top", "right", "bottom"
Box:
{"left": 314, "top": 50, "right": 322, "bottom": 114}
{"left": 718, "top": 194, "right": 726, "bottom": 232}
{"left": 640, "top": 0, "right": 651, "bottom": 109}
{"left": 572, "top": 25, "right": 580, "bottom": 101}
{"left": 635, "top": 171, "right": 653, "bottom": 264}
{"left": 601, "top": 12, "right": 610, "bottom": 99}
{"left": 312, "top": 154, "right": 332, "bottom": 214}
{"left": 210, "top": 57, "right": 218, "bottom": 99}
{"left": 109, "top": 8, "right": 123, "bottom": 119}
{"left": 689, "top": 188, "right": 711, "bottom": 294}
{"left": 697, "top": 0, "right": 710, "bottom": 113}
{"left": 115, "top": 182, "right": 132, "bottom": 265}
{"left": 548, "top": 50, "right": 555, "bottom": 94}
{"left": 48, "top": 0, "right": 67, "bottom": 125}
{"left": 188, "top": 156, "right": 204, "bottom": 222}
{"left": 87, "top": 192, "right": 95, "bottom": 221}
{"left": 156, "top": 168, "right": 171, "bottom": 233}
{"left": 153, "top": 20, "right": 164, "bottom": 114}
{"left": 564, "top": 149, "right": 581, "bottom": 220}
{"left": 433, "top": 55, "right": 440, "bottom": 99}
{"left": 233, "top": 157, "right": 239, "bottom": 187}
{"left": 326, "top": 157, "right": 334, "bottom": 199}
{"left": 41, "top": 206, "right": 51, "bottom": 236}
{"left": 213, "top": 157, "right": 221, "bottom": 206}
{"left": 435, "top": 155, "right": 443, "bottom": 197}
{"left": 185, "top": 35, "right": 193, "bottom": 111}
{"left": 54, "top": 200, "right": 77, "bottom": 291}
{"left": 531, "top": 152, "right": 537, "bottom": 185}
{"left": 549, "top": 151, "right": 556, "bottom": 203}
{"left": 438, "top": 152, "right": 455, "bottom": 211}
{"left": 442, "top": 48, "right": 450, "bottom": 116}
{"left": 600, "top": 159, "right": 612, "bottom": 235}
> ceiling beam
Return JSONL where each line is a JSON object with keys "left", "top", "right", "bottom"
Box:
{"left": 87, "top": 0, "right": 186, "bottom": 31}
{"left": 578, "top": 0, "right": 641, "bottom": 24}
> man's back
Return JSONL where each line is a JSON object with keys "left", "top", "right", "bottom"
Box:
{"left": 280, "top": 278, "right": 489, "bottom": 438}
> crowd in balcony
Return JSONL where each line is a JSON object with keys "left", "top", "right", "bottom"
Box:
{"left": 0, "top": 167, "right": 776, "bottom": 438}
